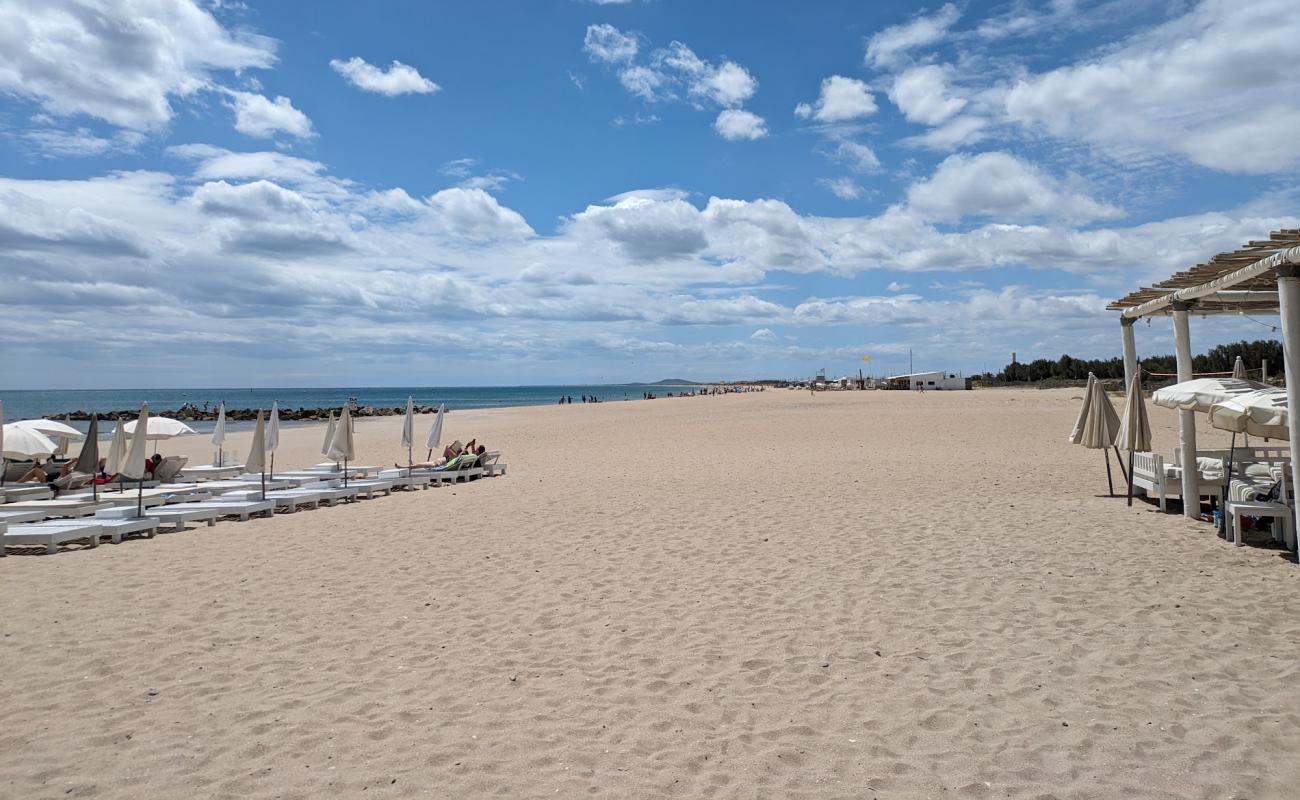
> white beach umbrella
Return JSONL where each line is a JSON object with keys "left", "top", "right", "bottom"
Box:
{"left": 1153, "top": 377, "right": 1267, "bottom": 413}
{"left": 105, "top": 417, "right": 127, "bottom": 478}
{"left": 0, "top": 400, "right": 4, "bottom": 484}
{"left": 1232, "top": 356, "right": 1248, "bottom": 380}
{"left": 121, "top": 416, "right": 197, "bottom": 440}
{"left": 211, "top": 403, "right": 227, "bottom": 465}
{"left": 326, "top": 405, "right": 356, "bottom": 486}
{"left": 1068, "top": 374, "right": 1098, "bottom": 444}
{"left": 118, "top": 404, "right": 150, "bottom": 516}
{"left": 425, "top": 403, "right": 445, "bottom": 460}
{"left": 1209, "top": 387, "right": 1289, "bottom": 440}
{"left": 267, "top": 402, "right": 281, "bottom": 479}
{"left": 1075, "top": 374, "right": 1125, "bottom": 496}
{"left": 1115, "top": 376, "right": 1153, "bottom": 506}
{"left": 401, "top": 396, "right": 415, "bottom": 467}
{"left": 321, "top": 410, "right": 337, "bottom": 459}
{"left": 245, "top": 410, "right": 268, "bottom": 500}
{"left": 10, "top": 418, "right": 84, "bottom": 440}
{"left": 1, "top": 424, "right": 58, "bottom": 460}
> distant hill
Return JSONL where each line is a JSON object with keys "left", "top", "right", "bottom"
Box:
{"left": 628, "top": 378, "right": 704, "bottom": 386}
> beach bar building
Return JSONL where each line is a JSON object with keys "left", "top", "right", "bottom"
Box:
{"left": 882, "top": 371, "right": 970, "bottom": 391}
{"left": 1107, "top": 229, "right": 1300, "bottom": 522}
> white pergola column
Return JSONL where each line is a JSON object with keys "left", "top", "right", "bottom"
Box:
{"left": 1172, "top": 301, "right": 1200, "bottom": 519}
{"left": 1121, "top": 317, "right": 1138, "bottom": 391}
{"left": 1275, "top": 267, "right": 1300, "bottom": 552}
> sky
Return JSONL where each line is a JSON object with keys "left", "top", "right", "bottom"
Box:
{"left": 1, "top": 0, "right": 1298, "bottom": 388}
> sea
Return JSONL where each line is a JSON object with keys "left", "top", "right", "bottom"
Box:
{"left": 0, "top": 385, "right": 703, "bottom": 435}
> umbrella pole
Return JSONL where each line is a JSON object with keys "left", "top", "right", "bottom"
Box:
{"left": 344, "top": 457, "right": 349, "bottom": 488}
{"left": 261, "top": 468, "right": 266, "bottom": 502}
{"left": 1126, "top": 451, "right": 1136, "bottom": 507}
{"left": 1104, "top": 448, "right": 1115, "bottom": 496}
{"left": 1112, "top": 445, "right": 1129, "bottom": 484}
{"left": 270, "top": 453, "right": 275, "bottom": 481}
{"left": 1221, "top": 432, "right": 1236, "bottom": 538}
{"left": 136, "top": 480, "right": 143, "bottom": 518}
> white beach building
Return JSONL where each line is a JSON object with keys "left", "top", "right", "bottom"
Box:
{"left": 882, "top": 371, "right": 970, "bottom": 391}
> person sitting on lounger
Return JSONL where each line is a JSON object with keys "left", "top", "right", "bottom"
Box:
{"left": 17, "top": 459, "right": 49, "bottom": 483}
{"left": 144, "top": 453, "right": 162, "bottom": 478}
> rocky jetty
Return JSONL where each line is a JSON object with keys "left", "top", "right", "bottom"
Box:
{"left": 49, "top": 405, "right": 446, "bottom": 423}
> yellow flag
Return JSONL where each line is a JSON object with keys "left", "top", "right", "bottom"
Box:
{"left": 862, "top": 356, "right": 871, "bottom": 363}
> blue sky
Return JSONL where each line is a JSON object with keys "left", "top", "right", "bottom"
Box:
{"left": 1, "top": 0, "right": 1297, "bottom": 387}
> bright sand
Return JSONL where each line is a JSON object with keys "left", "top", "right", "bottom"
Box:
{"left": 2, "top": 388, "right": 1299, "bottom": 799}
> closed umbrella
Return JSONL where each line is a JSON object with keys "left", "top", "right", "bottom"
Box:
{"left": 1068, "top": 374, "right": 1097, "bottom": 444}
{"left": 105, "top": 416, "right": 127, "bottom": 492}
{"left": 326, "top": 405, "right": 356, "bottom": 486}
{"left": 425, "top": 403, "right": 445, "bottom": 460}
{"left": 72, "top": 416, "right": 101, "bottom": 501}
{"left": 401, "top": 396, "right": 415, "bottom": 469}
{"left": 117, "top": 404, "right": 150, "bottom": 516}
{"left": 267, "top": 402, "right": 281, "bottom": 479}
{"left": 211, "top": 403, "right": 227, "bottom": 466}
{"left": 0, "top": 400, "right": 4, "bottom": 485}
{"left": 1076, "top": 373, "right": 1125, "bottom": 496}
{"left": 1232, "top": 356, "right": 1248, "bottom": 380}
{"left": 321, "top": 410, "right": 337, "bottom": 463}
{"left": 1115, "top": 375, "right": 1152, "bottom": 506}
{"left": 246, "top": 410, "right": 267, "bottom": 501}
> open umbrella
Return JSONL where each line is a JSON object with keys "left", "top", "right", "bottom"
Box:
{"left": 121, "top": 416, "right": 197, "bottom": 440}
{"left": 401, "top": 396, "right": 415, "bottom": 469}
{"left": 1075, "top": 373, "right": 1125, "bottom": 495}
{"left": 72, "top": 416, "right": 101, "bottom": 501}
{"left": 425, "top": 403, "right": 445, "bottom": 460}
{"left": 246, "top": 410, "right": 268, "bottom": 501}
{"left": 1115, "top": 375, "right": 1152, "bottom": 507}
{"left": 267, "top": 402, "right": 281, "bottom": 479}
{"left": 1153, "top": 377, "right": 1266, "bottom": 412}
{"left": 326, "top": 405, "right": 355, "bottom": 486}
{"left": 2, "top": 424, "right": 58, "bottom": 460}
{"left": 1208, "top": 387, "right": 1288, "bottom": 537}
{"left": 117, "top": 404, "right": 150, "bottom": 516}
{"left": 211, "top": 403, "right": 227, "bottom": 466}
{"left": 1232, "top": 356, "right": 1248, "bottom": 380}
{"left": 11, "top": 418, "right": 85, "bottom": 441}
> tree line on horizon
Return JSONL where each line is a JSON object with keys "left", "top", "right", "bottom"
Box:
{"left": 974, "top": 339, "right": 1284, "bottom": 384}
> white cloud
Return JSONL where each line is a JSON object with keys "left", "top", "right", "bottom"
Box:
{"left": 0, "top": 0, "right": 275, "bottom": 130}
{"left": 820, "top": 177, "right": 864, "bottom": 200}
{"left": 906, "top": 151, "right": 1121, "bottom": 223}
{"left": 794, "top": 76, "right": 877, "bottom": 122}
{"left": 227, "top": 92, "right": 314, "bottom": 139}
{"left": 889, "top": 65, "right": 966, "bottom": 125}
{"left": 886, "top": 281, "right": 909, "bottom": 292}
{"left": 23, "top": 127, "right": 146, "bottom": 158}
{"left": 899, "top": 115, "right": 988, "bottom": 150}
{"left": 423, "top": 187, "right": 535, "bottom": 241}
{"left": 750, "top": 328, "right": 777, "bottom": 341}
{"left": 696, "top": 60, "right": 757, "bottom": 108}
{"left": 1003, "top": 0, "right": 1300, "bottom": 173}
{"left": 584, "top": 23, "right": 639, "bottom": 64}
{"left": 329, "top": 57, "right": 440, "bottom": 96}
{"left": 864, "top": 3, "right": 961, "bottom": 69}
{"left": 825, "top": 137, "right": 880, "bottom": 173}
{"left": 619, "top": 66, "right": 671, "bottom": 102}
{"left": 714, "top": 109, "right": 767, "bottom": 141}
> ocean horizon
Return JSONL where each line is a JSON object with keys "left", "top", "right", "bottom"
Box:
{"left": 0, "top": 384, "right": 706, "bottom": 434}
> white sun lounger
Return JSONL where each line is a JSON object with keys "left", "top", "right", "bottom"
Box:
{"left": 0, "top": 508, "right": 49, "bottom": 525}
{"left": 174, "top": 499, "right": 275, "bottom": 521}
{"left": 1, "top": 485, "right": 55, "bottom": 503}
{"left": 305, "top": 463, "right": 380, "bottom": 478}
{"left": 29, "top": 516, "right": 160, "bottom": 545}
{"left": 199, "top": 477, "right": 302, "bottom": 495}
{"left": 481, "top": 451, "right": 507, "bottom": 477}
{"left": 378, "top": 469, "right": 430, "bottom": 490}
{"left": 95, "top": 506, "right": 219, "bottom": 532}
{"left": 221, "top": 489, "right": 324, "bottom": 512}
{"left": 3, "top": 521, "right": 103, "bottom": 555}
{"left": 340, "top": 479, "right": 394, "bottom": 499}
{"left": 264, "top": 482, "right": 360, "bottom": 506}
{"left": 1, "top": 499, "right": 116, "bottom": 519}
{"left": 178, "top": 465, "right": 244, "bottom": 481}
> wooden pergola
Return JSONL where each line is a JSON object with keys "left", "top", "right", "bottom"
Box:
{"left": 1108, "top": 229, "right": 1300, "bottom": 521}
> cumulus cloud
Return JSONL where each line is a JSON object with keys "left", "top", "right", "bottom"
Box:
{"left": 584, "top": 23, "right": 639, "bottom": 64}
{"left": 329, "top": 57, "right": 440, "bottom": 96}
{"left": 888, "top": 65, "right": 966, "bottom": 125}
{"left": 0, "top": 0, "right": 276, "bottom": 131}
{"left": 227, "top": 92, "right": 314, "bottom": 139}
{"left": 1003, "top": 0, "right": 1300, "bottom": 173}
{"left": 750, "top": 328, "right": 777, "bottom": 341}
{"left": 906, "top": 152, "right": 1121, "bottom": 223}
{"left": 864, "top": 3, "right": 961, "bottom": 69}
{"left": 794, "top": 76, "right": 877, "bottom": 122}
{"left": 713, "top": 109, "right": 767, "bottom": 141}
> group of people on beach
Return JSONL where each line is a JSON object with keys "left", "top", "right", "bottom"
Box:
{"left": 14, "top": 454, "right": 167, "bottom": 496}
{"left": 558, "top": 395, "right": 602, "bottom": 404}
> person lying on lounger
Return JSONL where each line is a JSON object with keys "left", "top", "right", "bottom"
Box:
{"left": 17, "top": 459, "right": 50, "bottom": 483}
{"left": 399, "top": 445, "right": 486, "bottom": 471}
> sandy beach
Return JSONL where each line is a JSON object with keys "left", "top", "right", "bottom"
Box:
{"left": 2, "top": 387, "right": 1299, "bottom": 799}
